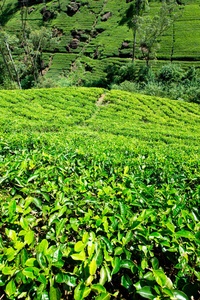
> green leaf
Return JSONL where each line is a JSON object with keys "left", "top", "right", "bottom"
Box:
{"left": 166, "top": 221, "right": 175, "bottom": 233}
{"left": 64, "top": 274, "right": 77, "bottom": 287}
{"left": 121, "top": 274, "right": 133, "bottom": 290}
{"left": 52, "top": 248, "right": 62, "bottom": 263}
{"left": 82, "top": 232, "right": 89, "bottom": 243}
{"left": 165, "top": 277, "right": 173, "bottom": 290}
{"left": 6, "top": 247, "right": 17, "bottom": 261}
{"left": 74, "top": 282, "right": 85, "bottom": 300}
{"left": 124, "top": 166, "right": 129, "bottom": 175}
{"left": 48, "top": 213, "right": 58, "bottom": 226}
{"left": 37, "top": 253, "right": 47, "bottom": 269}
{"left": 0, "top": 176, "right": 8, "bottom": 185}
{"left": 75, "top": 241, "right": 85, "bottom": 252}
{"left": 21, "top": 249, "right": 28, "bottom": 267}
{"left": 137, "top": 286, "right": 155, "bottom": 300}
{"left": 9, "top": 199, "right": 16, "bottom": 217}
{"left": 123, "top": 230, "right": 133, "bottom": 245}
{"left": 141, "top": 257, "right": 148, "bottom": 270}
{"left": 38, "top": 274, "right": 47, "bottom": 285}
{"left": 50, "top": 286, "right": 61, "bottom": 300}
{"left": 101, "top": 236, "right": 113, "bottom": 253}
{"left": 112, "top": 257, "right": 120, "bottom": 275}
{"left": 18, "top": 292, "right": 27, "bottom": 299}
{"left": 6, "top": 229, "right": 17, "bottom": 242}
{"left": 143, "top": 272, "right": 154, "bottom": 282}
{"left": 104, "top": 265, "right": 111, "bottom": 282}
{"left": 91, "top": 284, "right": 106, "bottom": 293}
{"left": 99, "top": 266, "right": 107, "bottom": 285}
{"left": 5, "top": 279, "right": 16, "bottom": 297}
{"left": 27, "top": 175, "right": 39, "bottom": 183}
{"left": 41, "top": 291, "right": 50, "bottom": 300}
{"left": 56, "top": 218, "right": 67, "bottom": 237}
{"left": 151, "top": 257, "right": 159, "bottom": 270}
{"left": 119, "top": 202, "right": 126, "bottom": 218}
{"left": 24, "top": 230, "right": 34, "bottom": 245}
{"left": 114, "top": 247, "right": 123, "bottom": 255}
{"left": 23, "top": 267, "right": 36, "bottom": 279}
{"left": 38, "top": 239, "right": 48, "bottom": 254}
{"left": 37, "top": 283, "right": 46, "bottom": 299}
{"left": 83, "top": 287, "right": 91, "bottom": 298}
{"left": 33, "top": 197, "right": 42, "bottom": 209}
{"left": 173, "top": 290, "right": 189, "bottom": 300}
{"left": 24, "top": 196, "right": 33, "bottom": 209}
{"left": 20, "top": 217, "right": 29, "bottom": 230}
{"left": 25, "top": 258, "right": 37, "bottom": 267}
{"left": 90, "top": 258, "right": 97, "bottom": 276}
{"left": 2, "top": 266, "right": 14, "bottom": 275}
{"left": 88, "top": 241, "right": 95, "bottom": 258}
{"left": 71, "top": 250, "right": 86, "bottom": 261}
{"left": 163, "top": 288, "right": 173, "bottom": 297}
{"left": 55, "top": 273, "right": 64, "bottom": 284}
{"left": 175, "top": 230, "right": 195, "bottom": 240}
{"left": 95, "top": 292, "right": 111, "bottom": 300}
{"left": 120, "top": 259, "right": 134, "bottom": 270}
{"left": 153, "top": 270, "right": 167, "bottom": 287}
{"left": 0, "top": 275, "right": 6, "bottom": 286}
{"left": 57, "top": 206, "right": 67, "bottom": 218}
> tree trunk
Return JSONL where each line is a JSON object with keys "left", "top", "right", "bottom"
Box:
{"left": 0, "top": 44, "right": 15, "bottom": 82}
{"left": 170, "top": 22, "right": 175, "bottom": 63}
{"left": 132, "top": 27, "right": 136, "bottom": 63}
{"left": 4, "top": 39, "right": 22, "bottom": 89}
{"left": 21, "top": 7, "right": 37, "bottom": 82}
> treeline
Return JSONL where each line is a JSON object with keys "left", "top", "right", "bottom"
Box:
{"left": 107, "top": 63, "right": 200, "bottom": 104}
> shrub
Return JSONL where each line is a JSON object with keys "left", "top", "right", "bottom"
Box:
{"left": 186, "top": 86, "right": 200, "bottom": 103}
{"left": 0, "top": 76, "right": 18, "bottom": 90}
{"left": 137, "top": 65, "right": 154, "bottom": 83}
{"left": 111, "top": 81, "right": 139, "bottom": 93}
{"left": 56, "top": 77, "right": 72, "bottom": 87}
{"left": 156, "top": 64, "right": 184, "bottom": 84}
{"left": 21, "top": 75, "right": 35, "bottom": 89}
{"left": 143, "top": 82, "right": 164, "bottom": 97}
{"left": 35, "top": 77, "right": 57, "bottom": 89}
{"left": 118, "top": 63, "right": 137, "bottom": 82}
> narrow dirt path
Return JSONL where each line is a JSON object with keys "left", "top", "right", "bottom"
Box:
{"left": 96, "top": 93, "right": 106, "bottom": 106}
{"left": 82, "top": 93, "right": 106, "bottom": 126}
{"left": 80, "top": 0, "right": 107, "bottom": 55}
{"left": 70, "top": 0, "right": 107, "bottom": 73}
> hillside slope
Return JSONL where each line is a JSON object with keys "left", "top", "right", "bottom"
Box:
{"left": 0, "top": 87, "right": 200, "bottom": 300}
{"left": 0, "top": 87, "right": 200, "bottom": 150}
{"left": 1, "top": 0, "right": 200, "bottom": 84}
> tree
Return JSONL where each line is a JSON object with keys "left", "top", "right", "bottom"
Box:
{"left": 119, "top": 0, "right": 149, "bottom": 62}
{"left": 0, "top": 0, "right": 6, "bottom": 14}
{"left": 137, "top": 0, "right": 181, "bottom": 66}
{"left": 0, "top": 31, "right": 22, "bottom": 89}
{"left": 28, "top": 27, "right": 59, "bottom": 75}
{"left": 20, "top": 5, "right": 39, "bottom": 82}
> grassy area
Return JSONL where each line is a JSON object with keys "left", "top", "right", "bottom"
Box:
{"left": 0, "top": 87, "right": 199, "bottom": 299}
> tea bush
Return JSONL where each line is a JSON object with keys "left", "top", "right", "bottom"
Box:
{"left": 0, "top": 87, "right": 200, "bottom": 299}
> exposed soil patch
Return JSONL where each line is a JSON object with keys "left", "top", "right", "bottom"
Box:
{"left": 96, "top": 93, "right": 105, "bottom": 106}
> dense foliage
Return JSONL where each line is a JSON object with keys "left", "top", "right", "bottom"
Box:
{"left": 0, "top": 87, "right": 199, "bottom": 299}
{"left": 108, "top": 64, "right": 200, "bottom": 103}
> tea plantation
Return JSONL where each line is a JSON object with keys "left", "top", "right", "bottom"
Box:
{"left": 0, "top": 87, "right": 200, "bottom": 299}
{"left": 1, "top": 0, "right": 200, "bottom": 84}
